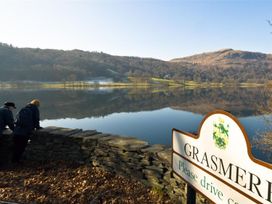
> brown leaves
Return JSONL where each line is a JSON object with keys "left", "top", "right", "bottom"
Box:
{"left": 0, "top": 161, "right": 169, "bottom": 203}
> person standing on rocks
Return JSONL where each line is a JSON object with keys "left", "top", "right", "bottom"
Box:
{"left": 12, "top": 99, "right": 42, "bottom": 163}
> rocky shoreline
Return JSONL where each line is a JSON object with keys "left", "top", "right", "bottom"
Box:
{"left": 0, "top": 127, "right": 210, "bottom": 203}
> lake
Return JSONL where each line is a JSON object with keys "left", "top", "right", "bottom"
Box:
{"left": 0, "top": 86, "right": 271, "bottom": 163}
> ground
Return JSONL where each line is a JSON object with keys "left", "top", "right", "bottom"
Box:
{"left": 0, "top": 161, "right": 171, "bottom": 204}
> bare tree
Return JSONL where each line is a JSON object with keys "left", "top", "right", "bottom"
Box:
{"left": 268, "top": 20, "right": 272, "bottom": 33}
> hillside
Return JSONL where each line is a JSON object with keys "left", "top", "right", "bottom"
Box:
{"left": 0, "top": 43, "right": 271, "bottom": 82}
{"left": 170, "top": 49, "right": 272, "bottom": 82}
{"left": 0, "top": 43, "right": 173, "bottom": 81}
{"left": 171, "top": 48, "right": 272, "bottom": 69}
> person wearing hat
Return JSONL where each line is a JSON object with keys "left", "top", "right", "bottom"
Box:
{"left": 0, "top": 102, "right": 16, "bottom": 135}
{"left": 0, "top": 102, "right": 16, "bottom": 166}
{"left": 12, "top": 99, "right": 42, "bottom": 163}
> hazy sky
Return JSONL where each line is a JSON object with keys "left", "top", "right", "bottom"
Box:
{"left": 0, "top": 0, "right": 271, "bottom": 60}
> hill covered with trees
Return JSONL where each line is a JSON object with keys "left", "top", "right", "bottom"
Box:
{"left": 0, "top": 43, "right": 271, "bottom": 82}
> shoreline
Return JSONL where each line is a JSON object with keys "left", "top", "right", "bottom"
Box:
{"left": 0, "top": 77, "right": 267, "bottom": 89}
{"left": 0, "top": 126, "right": 210, "bottom": 203}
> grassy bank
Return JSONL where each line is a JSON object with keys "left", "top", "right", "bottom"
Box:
{"left": 0, "top": 77, "right": 267, "bottom": 90}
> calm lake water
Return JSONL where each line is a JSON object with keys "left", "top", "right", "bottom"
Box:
{"left": 0, "top": 87, "right": 271, "bottom": 163}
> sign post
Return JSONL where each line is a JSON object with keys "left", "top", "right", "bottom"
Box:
{"left": 172, "top": 110, "right": 272, "bottom": 204}
{"left": 186, "top": 184, "right": 196, "bottom": 204}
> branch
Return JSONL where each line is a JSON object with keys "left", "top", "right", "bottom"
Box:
{"left": 267, "top": 20, "right": 272, "bottom": 34}
{"left": 267, "top": 20, "right": 272, "bottom": 26}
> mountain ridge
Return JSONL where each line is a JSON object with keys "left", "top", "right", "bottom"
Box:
{"left": 0, "top": 42, "right": 271, "bottom": 82}
{"left": 170, "top": 48, "right": 272, "bottom": 68}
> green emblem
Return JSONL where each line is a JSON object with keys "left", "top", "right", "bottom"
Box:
{"left": 213, "top": 118, "right": 229, "bottom": 149}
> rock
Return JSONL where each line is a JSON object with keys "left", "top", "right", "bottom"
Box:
{"left": 38, "top": 126, "right": 62, "bottom": 132}
{"left": 169, "top": 177, "right": 179, "bottom": 187}
{"left": 94, "top": 148, "right": 109, "bottom": 157}
{"left": 49, "top": 128, "right": 83, "bottom": 137}
{"left": 69, "top": 130, "right": 99, "bottom": 138}
{"left": 173, "top": 172, "right": 184, "bottom": 182}
{"left": 143, "top": 169, "right": 162, "bottom": 179}
{"left": 36, "top": 126, "right": 63, "bottom": 136}
{"left": 149, "top": 179, "right": 164, "bottom": 190}
{"left": 144, "top": 174, "right": 164, "bottom": 190}
{"left": 162, "top": 170, "right": 172, "bottom": 181}
{"left": 92, "top": 159, "right": 101, "bottom": 167}
{"left": 140, "top": 158, "right": 151, "bottom": 166}
{"left": 98, "top": 135, "right": 122, "bottom": 142}
{"left": 157, "top": 148, "right": 172, "bottom": 164}
{"left": 151, "top": 160, "right": 164, "bottom": 168}
{"left": 104, "top": 136, "right": 149, "bottom": 151}
{"left": 145, "top": 165, "right": 164, "bottom": 174}
{"left": 82, "top": 134, "right": 110, "bottom": 142}
{"left": 141, "top": 144, "right": 165, "bottom": 153}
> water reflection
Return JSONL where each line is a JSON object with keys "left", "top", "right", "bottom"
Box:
{"left": 0, "top": 87, "right": 271, "bottom": 163}
{"left": 0, "top": 87, "right": 271, "bottom": 119}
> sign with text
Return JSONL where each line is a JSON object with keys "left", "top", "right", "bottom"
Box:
{"left": 172, "top": 110, "right": 272, "bottom": 204}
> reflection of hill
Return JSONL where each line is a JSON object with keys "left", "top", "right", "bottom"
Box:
{"left": 170, "top": 88, "right": 271, "bottom": 116}
{"left": 0, "top": 87, "right": 270, "bottom": 119}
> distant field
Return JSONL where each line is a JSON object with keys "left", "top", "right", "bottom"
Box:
{"left": 0, "top": 77, "right": 267, "bottom": 89}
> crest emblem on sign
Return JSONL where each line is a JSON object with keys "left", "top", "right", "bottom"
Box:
{"left": 213, "top": 118, "right": 229, "bottom": 149}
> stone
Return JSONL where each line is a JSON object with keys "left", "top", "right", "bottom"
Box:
{"left": 140, "top": 158, "right": 151, "bottom": 166}
{"left": 149, "top": 179, "right": 164, "bottom": 190}
{"left": 173, "top": 172, "right": 184, "bottom": 182}
{"left": 144, "top": 174, "right": 164, "bottom": 190}
{"left": 77, "top": 134, "right": 109, "bottom": 147}
{"left": 92, "top": 159, "right": 101, "bottom": 167}
{"left": 141, "top": 144, "right": 165, "bottom": 153}
{"left": 83, "top": 134, "right": 110, "bottom": 141}
{"left": 173, "top": 187, "right": 185, "bottom": 195}
{"left": 93, "top": 148, "right": 109, "bottom": 156}
{"left": 49, "top": 128, "right": 83, "bottom": 137}
{"left": 35, "top": 126, "right": 63, "bottom": 137}
{"left": 163, "top": 170, "right": 172, "bottom": 181}
{"left": 145, "top": 165, "right": 164, "bottom": 173}
{"left": 151, "top": 160, "right": 164, "bottom": 168}
{"left": 37, "top": 126, "right": 62, "bottom": 133}
{"left": 169, "top": 177, "right": 179, "bottom": 187}
{"left": 69, "top": 130, "right": 99, "bottom": 138}
{"left": 168, "top": 191, "right": 185, "bottom": 204}
{"left": 157, "top": 148, "right": 172, "bottom": 164}
{"left": 82, "top": 141, "right": 97, "bottom": 149}
{"left": 143, "top": 169, "right": 162, "bottom": 179}
{"left": 98, "top": 135, "right": 122, "bottom": 142}
{"left": 102, "top": 161, "right": 118, "bottom": 168}
{"left": 105, "top": 136, "right": 149, "bottom": 151}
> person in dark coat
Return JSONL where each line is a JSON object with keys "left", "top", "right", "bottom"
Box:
{"left": 12, "top": 99, "right": 42, "bottom": 163}
{"left": 0, "top": 102, "right": 16, "bottom": 166}
{"left": 0, "top": 102, "right": 16, "bottom": 135}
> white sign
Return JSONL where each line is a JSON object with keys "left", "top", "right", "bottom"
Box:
{"left": 172, "top": 110, "right": 272, "bottom": 204}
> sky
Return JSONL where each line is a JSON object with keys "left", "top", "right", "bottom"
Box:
{"left": 0, "top": 0, "right": 271, "bottom": 60}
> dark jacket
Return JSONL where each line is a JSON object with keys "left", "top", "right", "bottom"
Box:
{"left": 14, "top": 104, "right": 40, "bottom": 136}
{"left": 0, "top": 106, "right": 15, "bottom": 133}
{"left": 26, "top": 104, "right": 40, "bottom": 130}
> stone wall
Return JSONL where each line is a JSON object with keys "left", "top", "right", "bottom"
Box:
{"left": 1, "top": 127, "right": 208, "bottom": 203}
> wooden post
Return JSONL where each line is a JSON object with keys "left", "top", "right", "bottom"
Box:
{"left": 186, "top": 184, "right": 196, "bottom": 204}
